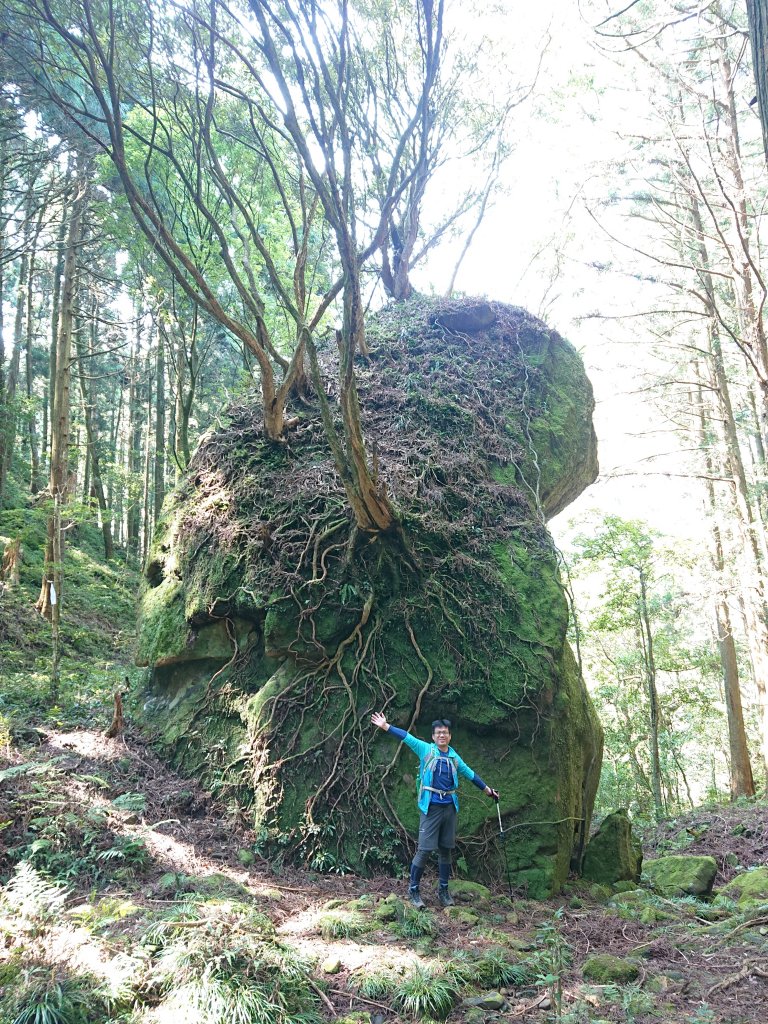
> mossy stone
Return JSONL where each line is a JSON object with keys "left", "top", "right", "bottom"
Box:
{"left": 644, "top": 855, "right": 717, "bottom": 897}
{"left": 718, "top": 866, "right": 768, "bottom": 905}
{"left": 582, "top": 809, "right": 642, "bottom": 885}
{"left": 373, "top": 899, "right": 399, "bottom": 922}
{"left": 449, "top": 880, "right": 491, "bottom": 902}
{"left": 138, "top": 297, "right": 601, "bottom": 897}
{"left": 444, "top": 906, "right": 480, "bottom": 925}
{"left": 582, "top": 954, "right": 640, "bottom": 983}
{"left": 613, "top": 880, "right": 639, "bottom": 893}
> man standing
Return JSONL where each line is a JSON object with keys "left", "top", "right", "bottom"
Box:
{"left": 371, "top": 711, "right": 499, "bottom": 908}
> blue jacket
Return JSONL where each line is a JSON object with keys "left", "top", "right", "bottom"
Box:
{"left": 388, "top": 727, "right": 487, "bottom": 814}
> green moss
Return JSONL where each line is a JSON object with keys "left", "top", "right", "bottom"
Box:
{"left": 718, "top": 866, "right": 768, "bottom": 905}
{"left": 644, "top": 856, "right": 717, "bottom": 897}
{"left": 136, "top": 578, "right": 188, "bottom": 667}
{"left": 582, "top": 954, "right": 640, "bottom": 984}
{"left": 448, "top": 880, "right": 492, "bottom": 901}
{"left": 138, "top": 297, "right": 601, "bottom": 897}
{"left": 582, "top": 809, "right": 642, "bottom": 885}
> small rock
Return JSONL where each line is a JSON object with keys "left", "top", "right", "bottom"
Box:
{"left": 321, "top": 956, "right": 342, "bottom": 975}
{"left": 237, "top": 849, "right": 255, "bottom": 867}
{"left": 444, "top": 906, "right": 479, "bottom": 926}
{"left": 582, "top": 954, "right": 640, "bottom": 983}
{"left": 462, "top": 991, "right": 506, "bottom": 1010}
{"left": 538, "top": 996, "right": 551, "bottom": 1010}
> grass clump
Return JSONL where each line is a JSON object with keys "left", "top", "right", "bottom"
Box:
{"left": 447, "top": 946, "right": 525, "bottom": 988}
{"left": 0, "top": 964, "right": 113, "bottom": 1024}
{"left": 318, "top": 910, "right": 369, "bottom": 939}
{"left": 356, "top": 968, "right": 397, "bottom": 1000}
{"left": 393, "top": 964, "right": 458, "bottom": 1020}
{"left": 392, "top": 904, "right": 438, "bottom": 939}
{"left": 146, "top": 908, "right": 322, "bottom": 1024}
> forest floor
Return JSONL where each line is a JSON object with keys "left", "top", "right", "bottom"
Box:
{"left": 2, "top": 516, "right": 767, "bottom": 1022}
{"left": 1, "top": 719, "right": 767, "bottom": 1024}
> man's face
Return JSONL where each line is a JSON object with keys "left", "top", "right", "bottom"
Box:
{"left": 432, "top": 726, "right": 451, "bottom": 750}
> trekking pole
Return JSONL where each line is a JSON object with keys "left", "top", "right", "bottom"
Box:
{"left": 494, "top": 795, "right": 515, "bottom": 898}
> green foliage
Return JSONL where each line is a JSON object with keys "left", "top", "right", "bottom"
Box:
{"left": 0, "top": 864, "right": 68, "bottom": 932}
{"left": 568, "top": 512, "right": 736, "bottom": 820}
{"left": 146, "top": 909, "right": 322, "bottom": 1024}
{"left": 392, "top": 903, "right": 439, "bottom": 939}
{"left": 317, "top": 910, "right": 368, "bottom": 939}
{"left": 393, "top": 964, "right": 458, "bottom": 1020}
{"left": 534, "top": 911, "right": 571, "bottom": 1019}
{"left": 0, "top": 505, "right": 140, "bottom": 732}
{"left": 0, "top": 967, "right": 109, "bottom": 1024}
{"left": 447, "top": 946, "right": 526, "bottom": 988}
{"left": 1, "top": 760, "right": 150, "bottom": 884}
{"left": 355, "top": 968, "right": 397, "bottom": 1000}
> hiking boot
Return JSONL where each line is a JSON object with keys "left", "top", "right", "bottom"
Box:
{"left": 409, "top": 886, "right": 425, "bottom": 909}
{"left": 438, "top": 886, "right": 454, "bottom": 908}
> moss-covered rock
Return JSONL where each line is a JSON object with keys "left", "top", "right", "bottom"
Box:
{"left": 448, "top": 880, "right": 492, "bottom": 903}
{"left": 444, "top": 906, "right": 480, "bottom": 926}
{"left": 717, "top": 866, "right": 768, "bottom": 905}
{"left": 137, "top": 297, "right": 601, "bottom": 897}
{"left": 582, "top": 809, "right": 642, "bottom": 885}
{"left": 644, "top": 855, "right": 717, "bottom": 896}
{"left": 582, "top": 954, "right": 640, "bottom": 983}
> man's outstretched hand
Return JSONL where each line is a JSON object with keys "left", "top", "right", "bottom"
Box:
{"left": 486, "top": 787, "right": 500, "bottom": 802}
{"left": 371, "top": 711, "right": 390, "bottom": 731}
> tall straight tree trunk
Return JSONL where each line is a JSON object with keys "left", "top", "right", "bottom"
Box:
{"left": 126, "top": 319, "right": 142, "bottom": 556}
{"left": 42, "top": 210, "right": 70, "bottom": 484}
{"left": 0, "top": 149, "right": 7, "bottom": 505}
{"left": 691, "top": 361, "right": 756, "bottom": 797}
{"left": 75, "top": 302, "right": 114, "bottom": 560}
{"left": 25, "top": 208, "right": 44, "bottom": 495}
{"left": 141, "top": 341, "right": 153, "bottom": 560}
{"left": 638, "top": 569, "right": 664, "bottom": 816}
{"left": 747, "top": 0, "right": 768, "bottom": 162}
{"left": 36, "top": 165, "right": 87, "bottom": 706}
{"left": 153, "top": 330, "right": 165, "bottom": 524}
{"left": 689, "top": 193, "right": 768, "bottom": 780}
{"left": 0, "top": 186, "right": 34, "bottom": 495}
{"left": 716, "top": 45, "right": 768, "bottom": 453}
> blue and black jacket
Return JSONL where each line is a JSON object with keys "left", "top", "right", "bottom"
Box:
{"left": 387, "top": 726, "right": 488, "bottom": 814}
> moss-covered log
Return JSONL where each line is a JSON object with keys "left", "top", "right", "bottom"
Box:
{"left": 137, "top": 297, "right": 602, "bottom": 896}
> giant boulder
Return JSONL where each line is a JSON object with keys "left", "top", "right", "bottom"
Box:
{"left": 137, "top": 296, "right": 602, "bottom": 897}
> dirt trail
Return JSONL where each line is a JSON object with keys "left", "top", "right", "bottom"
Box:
{"left": 2, "top": 729, "right": 768, "bottom": 1023}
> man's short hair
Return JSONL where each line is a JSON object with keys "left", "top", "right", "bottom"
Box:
{"left": 431, "top": 718, "right": 452, "bottom": 732}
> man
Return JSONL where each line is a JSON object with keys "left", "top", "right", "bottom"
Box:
{"left": 371, "top": 711, "right": 499, "bottom": 908}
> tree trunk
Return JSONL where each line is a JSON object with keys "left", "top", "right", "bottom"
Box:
{"left": 75, "top": 302, "right": 114, "bottom": 560}
{"left": 0, "top": 199, "right": 33, "bottom": 495}
{"left": 153, "top": 329, "right": 165, "bottom": 524}
{"left": 142, "top": 340, "right": 153, "bottom": 560}
{"left": 42, "top": 210, "right": 70, "bottom": 485}
{"left": 690, "top": 358, "right": 756, "bottom": 798}
{"left": 747, "top": 0, "right": 768, "bottom": 162}
{"left": 688, "top": 192, "right": 768, "bottom": 781}
{"left": 638, "top": 569, "right": 664, "bottom": 816}
{"left": 716, "top": 45, "right": 768, "bottom": 454}
{"left": 25, "top": 209, "right": 44, "bottom": 495}
{"left": 36, "top": 168, "right": 87, "bottom": 641}
{"left": 126, "top": 320, "right": 142, "bottom": 556}
{"left": 0, "top": 152, "right": 6, "bottom": 505}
